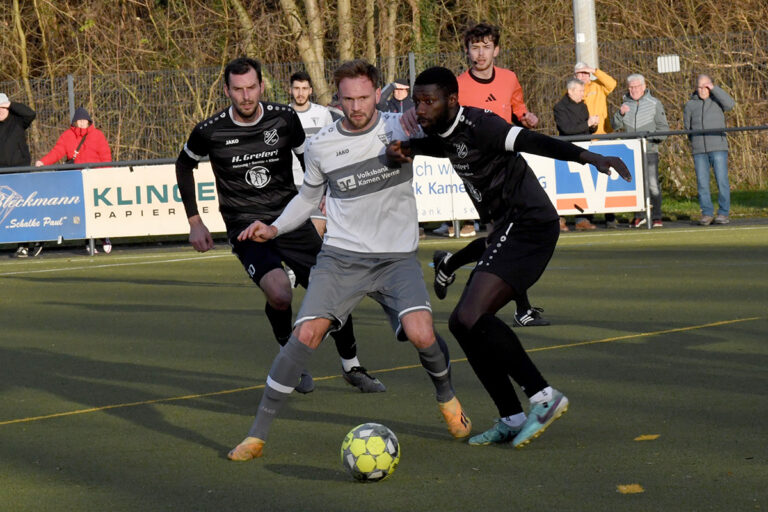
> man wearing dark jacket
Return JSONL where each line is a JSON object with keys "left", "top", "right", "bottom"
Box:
{"left": 553, "top": 78, "right": 599, "bottom": 231}
{"left": 554, "top": 78, "right": 598, "bottom": 137}
{"left": 378, "top": 78, "right": 415, "bottom": 113}
{"left": 683, "top": 74, "right": 735, "bottom": 225}
{"left": 0, "top": 93, "right": 36, "bottom": 168}
{"left": 0, "top": 93, "right": 42, "bottom": 258}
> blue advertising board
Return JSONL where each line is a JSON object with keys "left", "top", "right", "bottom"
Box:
{"left": 0, "top": 171, "right": 87, "bottom": 243}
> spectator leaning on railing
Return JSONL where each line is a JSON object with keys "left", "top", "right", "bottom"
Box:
{"left": 683, "top": 74, "right": 735, "bottom": 226}
{"left": 36, "top": 107, "right": 113, "bottom": 254}
{"left": 553, "top": 77, "right": 599, "bottom": 232}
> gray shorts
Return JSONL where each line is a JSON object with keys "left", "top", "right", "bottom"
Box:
{"left": 295, "top": 247, "right": 432, "bottom": 338}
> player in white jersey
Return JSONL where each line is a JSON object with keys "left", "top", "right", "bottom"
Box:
{"left": 289, "top": 71, "right": 334, "bottom": 236}
{"left": 227, "top": 60, "right": 471, "bottom": 461}
{"left": 289, "top": 71, "right": 334, "bottom": 185}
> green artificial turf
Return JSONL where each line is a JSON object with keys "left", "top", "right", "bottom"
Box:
{"left": 1, "top": 223, "right": 766, "bottom": 511}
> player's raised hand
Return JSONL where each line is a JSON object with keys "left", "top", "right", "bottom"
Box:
{"left": 188, "top": 216, "right": 215, "bottom": 252}
{"left": 238, "top": 220, "right": 277, "bottom": 242}
{"left": 399, "top": 107, "right": 419, "bottom": 136}
{"left": 521, "top": 111, "right": 539, "bottom": 129}
{"left": 386, "top": 140, "right": 413, "bottom": 164}
{"left": 581, "top": 152, "right": 632, "bottom": 182}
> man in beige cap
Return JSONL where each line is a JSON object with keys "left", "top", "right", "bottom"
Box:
{"left": 573, "top": 62, "right": 616, "bottom": 135}
{"left": 573, "top": 62, "right": 618, "bottom": 228}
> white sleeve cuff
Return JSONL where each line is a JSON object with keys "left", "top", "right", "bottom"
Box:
{"left": 504, "top": 127, "right": 523, "bottom": 152}
{"left": 183, "top": 144, "right": 203, "bottom": 161}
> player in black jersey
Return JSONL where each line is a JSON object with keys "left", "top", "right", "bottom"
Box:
{"left": 388, "top": 66, "right": 631, "bottom": 448}
{"left": 175, "top": 57, "right": 384, "bottom": 395}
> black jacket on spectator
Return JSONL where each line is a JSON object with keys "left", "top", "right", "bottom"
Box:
{"left": 0, "top": 102, "right": 36, "bottom": 167}
{"left": 553, "top": 94, "right": 595, "bottom": 136}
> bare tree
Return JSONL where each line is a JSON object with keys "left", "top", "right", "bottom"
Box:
{"left": 277, "top": 0, "right": 331, "bottom": 103}
{"left": 338, "top": 0, "right": 353, "bottom": 61}
{"left": 365, "top": 0, "right": 376, "bottom": 63}
{"left": 11, "top": 0, "right": 39, "bottom": 147}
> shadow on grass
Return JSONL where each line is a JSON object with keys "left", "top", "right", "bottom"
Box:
{"left": 264, "top": 463, "right": 349, "bottom": 482}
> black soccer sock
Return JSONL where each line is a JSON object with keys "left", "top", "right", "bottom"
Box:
{"left": 417, "top": 333, "right": 455, "bottom": 403}
{"left": 329, "top": 314, "right": 357, "bottom": 360}
{"left": 444, "top": 237, "right": 487, "bottom": 275}
{"left": 515, "top": 291, "right": 532, "bottom": 314}
{"left": 449, "top": 312, "right": 524, "bottom": 417}
{"left": 471, "top": 313, "right": 548, "bottom": 398}
{"left": 247, "top": 336, "right": 315, "bottom": 440}
{"left": 265, "top": 302, "right": 292, "bottom": 346}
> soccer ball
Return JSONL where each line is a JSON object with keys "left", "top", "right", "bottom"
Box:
{"left": 340, "top": 423, "right": 400, "bottom": 482}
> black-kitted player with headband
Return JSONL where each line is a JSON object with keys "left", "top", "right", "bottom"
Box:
{"left": 387, "top": 66, "right": 632, "bottom": 448}
{"left": 175, "top": 57, "right": 385, "bottom": 395}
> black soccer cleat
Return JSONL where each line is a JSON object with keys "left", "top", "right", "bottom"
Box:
{"left": 433, "top": 251, "right": 456, "bottom": 300}
{"left": 513, "top": 307, "right": 551, "bottom": 327}
{"left": 343, "top": 366, "right": 386, "bottom": 393}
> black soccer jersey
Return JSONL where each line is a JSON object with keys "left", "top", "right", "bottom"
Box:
{"left": 412, "top": 106, "right": 561, "bottom": 226}
{"left": 177, "top": 102, "right": 306, "bottom": 237}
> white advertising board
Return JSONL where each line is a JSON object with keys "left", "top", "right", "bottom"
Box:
{"left": 82, "top": 163, "right": 225, "bottom": 238}
{"left": 411, "top": 138, "right": 645, "bottom": 221}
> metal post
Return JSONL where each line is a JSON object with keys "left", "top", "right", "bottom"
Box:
{"left": 408, "top": 52, "right": 416, "bottom": 88}
{"left": 573, "top": 0, "right": 599, "bottom": 68}
{"left": 67, "top": 74, "right": 75, "bottom": 120}
{"left": 641, "top": 138, "right": 652, "bottom": 229}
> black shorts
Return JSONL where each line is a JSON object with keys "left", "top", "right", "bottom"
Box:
{"left": 472, "top": 219, "right": 560, "bottom": 295}
{"left": 230, "top": 220, "right": 322, "bottom": 289}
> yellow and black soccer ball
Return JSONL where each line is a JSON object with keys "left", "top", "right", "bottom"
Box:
{"left": 340, "top": 423, "right": 400, "bottom": 482}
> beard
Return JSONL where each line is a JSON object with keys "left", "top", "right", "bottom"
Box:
{"left": 233, "top": 100, "right": 259, "bottom": 121}
{"left": 344, "top": 109, "right": 376, "bottom": 130}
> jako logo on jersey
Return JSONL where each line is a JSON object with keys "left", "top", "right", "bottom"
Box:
{"left": 377, "top": 132, "right": 391, "bottom": 145}
{"left": 245, "top": 166, "right": 271, "bottom": 189}
{"left": 454, "top": 142, "right": 468, "bottom": 159}
{"left": 336, "top": 148, "right": 349, "bottom": 157}
{"left": 264, "top": 129, "right": 279, "bottom": 146}
{"left": 225, "top": 138, "right": 239, "bottom": 145}
{"left": 337, "top": 176, "right": 357, "bottom": 192}
{"left": 485, "top": 93, "right": 497, "bottom": 102}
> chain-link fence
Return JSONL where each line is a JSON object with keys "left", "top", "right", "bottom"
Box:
{"left": 2, "top": 31, "right": 767, "bottom": 191}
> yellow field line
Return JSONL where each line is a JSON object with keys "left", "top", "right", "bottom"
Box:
{"left": 0, "top": 316, "right": 760, "bottom": 427}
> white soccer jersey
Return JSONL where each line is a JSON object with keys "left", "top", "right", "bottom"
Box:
{"left": 291, "top": 102, "right": 334, "bottom": 185}
{"left": 302, "top": 112, "right": 419, "bottom": 255}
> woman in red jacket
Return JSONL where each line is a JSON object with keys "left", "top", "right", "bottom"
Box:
{"left": 36, "top": 107, "right": 113, "bottom": 253}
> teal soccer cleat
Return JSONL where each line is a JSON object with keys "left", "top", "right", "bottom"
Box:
{"left": 468, "top": 419, "right": 521, "bottom": 446}
{"left": 513, "top": 390, "right": 569, "bottom": 448}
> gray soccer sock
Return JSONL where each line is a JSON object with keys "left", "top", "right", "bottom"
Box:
{"left": 417, "top": 333, "right": 455, "bottom": 403}
{"left": 247, "top": 335, "right": 315, "bottom": 440}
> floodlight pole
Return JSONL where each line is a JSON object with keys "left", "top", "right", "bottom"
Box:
{"left": 573, "top": 0, "right": 599, "bottom": 68}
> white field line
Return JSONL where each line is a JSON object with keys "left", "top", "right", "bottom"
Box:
{"left": 0, "top": 253, "right": 230, "bottom": 277}
{"left": 418, "top": 224, "right": 768, "bottom": 247}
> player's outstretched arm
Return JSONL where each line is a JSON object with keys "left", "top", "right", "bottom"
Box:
{"left": 386, "top": 140, "right": 413, "bottom": 164}
{"left": 237, "top": 221, "right": 277, "bottom": 243}
{"left": 510, "top": 129, "right": 631, "bottom": 183}
{"left": 188, "top": 215, "right": 215, "bottom": 252}
{"left": 579, "top": 151, "right": 632, "bottom": 182}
